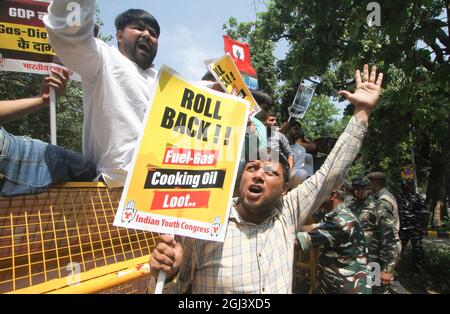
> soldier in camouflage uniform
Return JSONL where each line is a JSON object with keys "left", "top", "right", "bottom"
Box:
{"left": 297, "top": 190, "right": 371, "bottom": 294}
{"left": 396, "top": 179, "right": 429, "bottom": 272}
{"left": 368, "top": 172, "right": 410, "bottom": 293}
{"left": 367, "top": 171, "right": 401, "bottom": 258}
{"left": 348, "top": 176, "right": 398, "bottom": 294}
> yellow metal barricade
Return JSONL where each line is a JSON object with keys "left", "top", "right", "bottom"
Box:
{"left": 295, "top": 246, "right": 319, "bottom": 294}
{"left": 294, "top": 217, "right": 319, "bottom": 294}
{"left": 0, "top": 183, "right": 158, "bottom": 294}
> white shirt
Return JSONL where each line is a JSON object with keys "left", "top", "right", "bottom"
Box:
{"left": 44, "top": 0, "right": 157, "bottom": 187}
{"left": 290, "top": 143, "right": 306, "bottom": 171}
{"left": 304, "top": 153, "right": 314, "bottom": 177}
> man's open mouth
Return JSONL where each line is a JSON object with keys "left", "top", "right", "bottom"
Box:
{"left": 137, "top": 42, "right": 150, "bottom": 53}
{"left": 248, "top": 184, "right": 264, "bottom": 195}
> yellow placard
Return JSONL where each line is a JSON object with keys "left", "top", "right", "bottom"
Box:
{"left": 401, "top": 165, "right": 415, "bottom": 180}
{"left": 206, "top": 54, "right": 261, "bottom": 117}
{"left": 113, "top": 66, "right": 249, "bottom": 242}
{"left": 0, "top": 22, "right": 55, "bottom": 55}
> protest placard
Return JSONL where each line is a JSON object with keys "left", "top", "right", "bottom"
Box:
{"left": 401, "top": 165, "right": 415, "bottom": 180}
{"left": 0, "top": 0, "right": 78, "bottom": 79}
{"left": 113, "top": 65, "right": 249, "bottom": 242}
{"left": 222, "top": 36, "right": 259, "bottom": 91}
{"left": 206, "top": 54, "right": 261, "bottom": 118}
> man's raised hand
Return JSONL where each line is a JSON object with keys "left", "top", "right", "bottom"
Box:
{"left": 338, "top": 64, "right": 383, "bottom": 120}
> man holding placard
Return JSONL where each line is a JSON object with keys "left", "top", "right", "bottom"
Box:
{"left": 149, "top": 64, "right": 384, "bottom": 293}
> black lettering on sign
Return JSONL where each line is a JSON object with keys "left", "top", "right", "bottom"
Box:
{"left": 144, "top": 169, "right": 226, "bottom": 189}
{"left": 213, "top": 65, "right": 225, "bottom": 77}
{"left": 160, "top": 88, "right": 233, "bottom": 145}
{"left": 180, "top": 88, "right": 195, "bottom": 110}
{"left": 160, "top": 106, "right": 177, "bottom": 129}
{"left": 180, "top": 88, "right": 223, "bottom": 120}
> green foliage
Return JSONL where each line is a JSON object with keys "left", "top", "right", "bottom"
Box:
{"left": 0, "top": 72, "right": 84, "bottom": 152}
{"left": 358, "top": 64, "right": 450, "bottom": 191}
{"left": 54, "top": 80, "right": 84, "bottom": 151}
{"left": 299, "top": 95, "right": 345, "bottom": 139}
{"left": 256, "top": 0, "right": 449, "bottom": 201}
{"left": 260, "top": 0, "right": 448, "bottom": 79}
{"left": 429, "top": 218, "right": 450, "bottom": 233}
{"left": 346, "top": 160, "right": 368, "bottom": 181}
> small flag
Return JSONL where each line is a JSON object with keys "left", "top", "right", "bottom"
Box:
{"left": 223, "top": 35, "right": 257, "bottom": 77}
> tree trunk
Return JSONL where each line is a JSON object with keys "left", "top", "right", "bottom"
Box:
{"left": 425, "top": 156, "right": 445, "bottom": 226}
{"left": 443, "top": 113, "right": 450, "bottom": 221}
{"left": 441, "top": 199, "right": 448, "bottom": 221}
{"left": 434, "top": 201, "right": 443, "bottom": 227}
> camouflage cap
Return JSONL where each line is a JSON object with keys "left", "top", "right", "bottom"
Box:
{"left": 351, "top": 176, "right": 370, "bottom": 188}
{"left": 367, "top": 171, "right": 385, "bottom": 180}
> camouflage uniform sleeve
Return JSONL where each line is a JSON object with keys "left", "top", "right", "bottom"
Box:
{"left": 379, "top": 198, "right": 394, "bottom": 212}
{"left": 283, "top": 116, "right": 367, "bottom": 228}
{"left": 297, "top": 218, "right": 345, "bottom": 252}
{"left": 376, "top": 203, "right": 398, "bottom": 273}
{"left": 414, "top": 194, "right": 429, "bottom": 229}
{"left": 414, "top": 194, "right": 428, "bottom": 212}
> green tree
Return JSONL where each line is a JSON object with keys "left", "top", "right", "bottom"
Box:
{"left": 299, "top": 95, "right": 347, "bottom": 140}
{"left": 223, "top": 16, "right": 345, "bottom": 141}
{"left": 257, "top": 0, "right": 449, "bottom": 214}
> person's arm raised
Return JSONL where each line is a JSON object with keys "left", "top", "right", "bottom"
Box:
{"left": 44, "top": 0, "right": 103, "bottom": 83}
{"left": 284, "top": 64, "right": 383, "bottom": 228}
{"left": 338, "top": 64, "right": 384, "bottom": 124}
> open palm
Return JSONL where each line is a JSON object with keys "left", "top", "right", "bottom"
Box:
{"left": 338, "top": 64, "right": 383, "bottom": 111}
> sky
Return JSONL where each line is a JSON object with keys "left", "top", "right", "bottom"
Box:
{"left": 96, "top": 0, "right": 287, "bottom": 81}
{"left": 94, "top": 0, "right": 348, "bottom": 115}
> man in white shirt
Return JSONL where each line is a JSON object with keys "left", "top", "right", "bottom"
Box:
{"left": 283, "top": 120, "right": 308, "bottom": 188}
{"left": 44, "top": 1, "right": 160, "bottom": 187}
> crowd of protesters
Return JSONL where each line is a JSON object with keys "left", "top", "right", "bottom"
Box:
{"left": 0, "top": 0, "right": 430, "bottom": 294}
